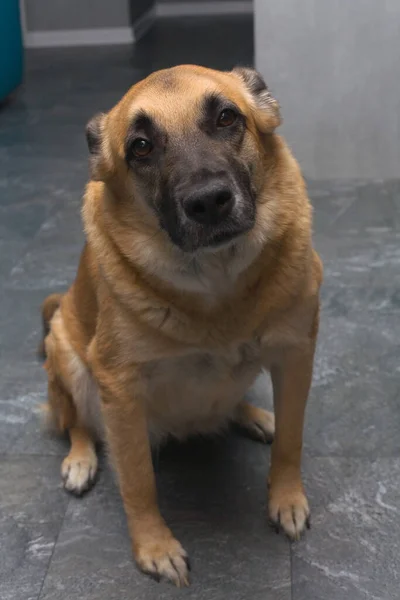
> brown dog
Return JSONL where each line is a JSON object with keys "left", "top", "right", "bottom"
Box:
{"left": 41, "top": 65, "right": 322, "bottom": 587}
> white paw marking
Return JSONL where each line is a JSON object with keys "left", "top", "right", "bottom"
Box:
{"left": 61, "top": 452, "right": 98, "bottom": 496}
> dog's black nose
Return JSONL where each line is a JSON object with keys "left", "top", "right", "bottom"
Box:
{"left": 183, "top": 183, "right": 234, "bottom": 225}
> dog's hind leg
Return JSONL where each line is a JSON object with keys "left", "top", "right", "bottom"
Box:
{"left": 61, "top": 425, "right": 98, "bottom": 496}
{"left": 43, "top": 304, "right": 99, "bottom": 496}
{"left": 46, "top": 372, "right": 98, "bottom": 496}
{"left": 233, "top": 401, "right": 275, "bottom": 444}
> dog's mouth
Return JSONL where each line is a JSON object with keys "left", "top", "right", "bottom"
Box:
{"left": 204, "top": 222, "right": 252, "bottom": 249}
{"left": 161, "top": 201, "right": 255, "bottom": 253}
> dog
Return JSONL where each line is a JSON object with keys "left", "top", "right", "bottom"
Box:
{"left": 41, "top": 65, "right": 323, "bottom": 587}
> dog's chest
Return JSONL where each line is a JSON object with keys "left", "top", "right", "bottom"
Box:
{"left": 143, "top": 340, "right": 263, "bottom": 442}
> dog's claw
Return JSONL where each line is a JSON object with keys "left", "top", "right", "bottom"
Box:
{"left": 184, "top": 555, "right": 192, "bottom": 572}
{"left": 269, "top": 488, "right": 310, "bottom": 540}
{"left": 136, "top": 535, "right": 190, "bottom": 587}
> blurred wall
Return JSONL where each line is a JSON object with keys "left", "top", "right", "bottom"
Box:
{"left": 255, "top": 0, "right": 400, "bottom": 180}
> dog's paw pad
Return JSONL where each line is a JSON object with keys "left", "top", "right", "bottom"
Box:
{"left": 136, "top": 536, "right": 190, "bottom": 587}
{"left": 61, "top": 453, "right": 98, "bottom": 496}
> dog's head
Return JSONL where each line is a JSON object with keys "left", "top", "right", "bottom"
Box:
{"left": 86, "top": 65, "right": 281, "bottom": 253}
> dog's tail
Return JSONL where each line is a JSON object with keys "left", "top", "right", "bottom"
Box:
{"left": 38, "top": 293, "right": 77, "bottom": 434}
{"left": 37, "top": 293, "right": 62, "bottom": 361}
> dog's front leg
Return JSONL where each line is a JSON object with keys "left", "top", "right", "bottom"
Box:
{"left": 94, "top": 362, "right": 190, "bottom": 587}
{"left": 267, "top": 338, "right": 316, "bottom": 540}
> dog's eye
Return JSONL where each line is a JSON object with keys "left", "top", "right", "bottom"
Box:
{"left": 132, "top": 138, "right": 153, "bottom": 158}
{"left": 217, "top": 109, "right": 237, "bottom": 128}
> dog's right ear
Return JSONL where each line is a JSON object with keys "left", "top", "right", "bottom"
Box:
{"left": 85, "top": 113, "right": 111, "bottom": 180}
{"left": 233, "top": 67, "right": 281, "bottom": 133}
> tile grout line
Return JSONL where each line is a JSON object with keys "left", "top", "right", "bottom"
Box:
{"left": 290, "top": 542, "right": 294, "bottom": 600}
{"left": 36, "top": 495, "right": 72, "bottom": 600}
{"left": 328, "top": 194, "right": 358, "bottom": 227}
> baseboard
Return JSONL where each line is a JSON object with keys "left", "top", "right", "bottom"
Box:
{"left": 24, "top": 27, "right": 134, "bottom": 48}
{"left": 156, "top": 1, "right": 253, "bottom": 17}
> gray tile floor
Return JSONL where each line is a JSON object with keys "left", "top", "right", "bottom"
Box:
{"left": 1, "top": 16, "right": 399, "bottom": 600}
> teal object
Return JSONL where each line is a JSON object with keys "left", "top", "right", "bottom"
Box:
{"left": 0, "top": 0, "right": 23, "bottom": 101}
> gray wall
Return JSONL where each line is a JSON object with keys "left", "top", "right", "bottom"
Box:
{"left": 24, "top": 0, "right": 154, "bottom": 32}
{"left": 255, "top": 0, "right": 400, "bottom": 180}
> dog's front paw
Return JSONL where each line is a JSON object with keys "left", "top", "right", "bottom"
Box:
{"left": 135, "top": 533, "right": 190, "bottom": 587}
{"left": 268, "top": 483, "right": 310, "bottom": 540}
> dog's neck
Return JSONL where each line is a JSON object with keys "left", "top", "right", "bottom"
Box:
{"left": 139, "top": 231, "right": 268, "bottom": 306}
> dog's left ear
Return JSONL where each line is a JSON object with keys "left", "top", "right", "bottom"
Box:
{"left": 233, "top": 67, "right": 281, "bottom": 133}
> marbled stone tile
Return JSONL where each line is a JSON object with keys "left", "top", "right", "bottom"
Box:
{"left": 331, "top": 180, "right": 400, "bottom": 233}
{"left": 317, "top": 228, "right": 400, "bottom": 319}
{"left": 308, "top": 179, "right": 362, "bottom": 235}
{"left": 0, "top": 287, "right": 61, "bottom": 361}
{"left": 0, "top": 201, "right": 50, "bottom": 243}
{"left": 6, "top": 204, "right": 84, "bottom": 292}
{"left": 0, "top": 150, "right": 88, "bottom": 209}
{"left": 0, "top": 196, "right": 55, "bottom": 279}
{"left": 39, "top": 438, "right": 291, "bottom": 600}
{"left": 0, "top": 358, "right": 68, "bottom": 456}
{"left": 304, "top": 312, "right": 400, "bottom": 458}
{"left": 292, "top": 457, "right": 400, "bottom": 600}
{"left": 307, "top": 179, "right": 400, "bottom": 241}
{"left": 0, "top": 239, "right": 29, "bottom": 283}
{"left": 0, "top": 456, "right": 70, "bottom": 600}
{"left": 0, "top": 121, "right": 86, "bottom": 163}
